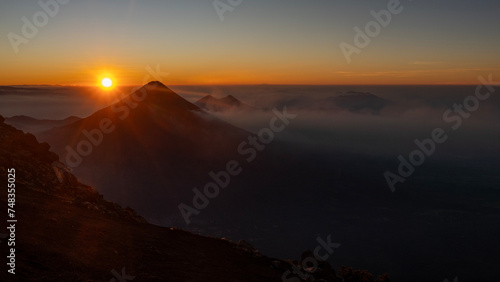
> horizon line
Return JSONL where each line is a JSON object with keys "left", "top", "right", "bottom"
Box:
{"left": 0, "top": 83, "right": 485, "bottom": 87}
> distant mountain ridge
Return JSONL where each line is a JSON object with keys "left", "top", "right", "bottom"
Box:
{"left": 296, "top": 91, "right": 389, "bottom": 114}
{"left": 325, "top": 91, "right": 389, "bottom": 114}
{"left": 195, "top": 94, "right": 255, "bottom": 112}
{"left": 5, "top": 115, "right": 81, "bottom": 133}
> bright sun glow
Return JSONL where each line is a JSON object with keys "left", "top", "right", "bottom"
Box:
{"left": 101, "top": 78, "right": 113, "bottom": 88}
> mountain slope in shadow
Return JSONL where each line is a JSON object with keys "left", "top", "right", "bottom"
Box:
{"left": 37, "top": 82, "right": 251, "bottom": 221}
{"left": 1, "top": 114, "right": 389, "bottom": 282}
{"left": 0, "top": 115, "right": 286, "bottom": 281}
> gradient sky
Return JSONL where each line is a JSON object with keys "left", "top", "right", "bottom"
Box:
{"left": 1, "top": 0, "right": 500, "bottom": 85}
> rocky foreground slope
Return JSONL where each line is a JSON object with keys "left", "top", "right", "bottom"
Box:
{"left": 0, "top": 115, "right": 388, "bottom": 281}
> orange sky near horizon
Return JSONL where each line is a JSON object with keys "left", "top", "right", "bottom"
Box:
{"left": 1, "top": 1, "right": 499, "bottom": 86}
{"left": 2, "top": 58, "right": 498, "bottom": 86}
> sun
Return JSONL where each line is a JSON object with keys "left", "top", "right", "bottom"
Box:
{"left": 101, "top": 78, "right": 113, "bottom": 88}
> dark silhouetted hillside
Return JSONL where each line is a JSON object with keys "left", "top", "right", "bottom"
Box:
{"left": 0, "top": 115, "right": 281, "bottom": 281}
{"left": 37, "top": 82, "right": 251, "bottom": 221}
{"left": 0, "top": 114, "right": 387, "bottom": 281}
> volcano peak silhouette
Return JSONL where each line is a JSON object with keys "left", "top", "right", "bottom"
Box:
{"left": 146, "top": 80, "right": 167, "bottom": 88}
{"left": 124, "top": 81, "right": 200, "bottom": 113}
{"left": 220, "top": 95, "right": 241, "bottom": 106}
{"left": 37, "top": 82, "right": 249, "bottom": 220}
{"left": 195, "top": 94, "right": 255, "bottom": 112}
